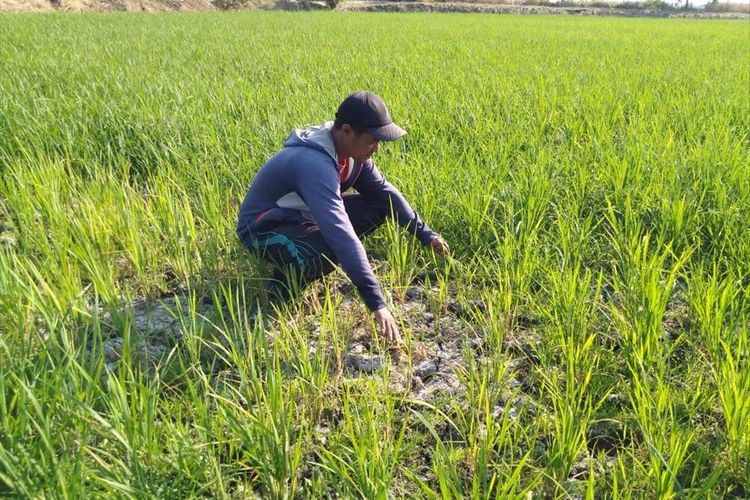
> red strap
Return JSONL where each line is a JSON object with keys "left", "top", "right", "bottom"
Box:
{"left": 338, "top": 157, "right": 349, "bottom": 184}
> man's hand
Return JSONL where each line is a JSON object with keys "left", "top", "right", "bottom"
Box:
{"left": 373, "top": 307, "right": 401, "bottom": 343}
{"left": 428, "top": 235, "right": 450, "bottom": 255}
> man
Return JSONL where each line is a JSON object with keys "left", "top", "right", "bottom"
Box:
{"left": 236, "top": 91, "right": 448, "bottom": 342}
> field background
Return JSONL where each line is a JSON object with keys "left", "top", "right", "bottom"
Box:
{"left": 1, "top": 12, "right": 749, "bottom": 498}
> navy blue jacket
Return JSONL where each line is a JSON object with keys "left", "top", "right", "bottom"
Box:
{"left": 237, "top": 122, "right": 437, "bottom": 311}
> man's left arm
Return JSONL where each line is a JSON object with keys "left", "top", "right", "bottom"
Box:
{"left": 353, "top": 160, "right": 449, "bottom": 254}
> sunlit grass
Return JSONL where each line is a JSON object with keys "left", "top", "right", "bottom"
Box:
{"left": 1, "top": 11, "right": 748, "bottom": 497}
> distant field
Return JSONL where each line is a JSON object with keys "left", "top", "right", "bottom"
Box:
{"left": 0, "top": 12, "right": 748, "bottom": 498}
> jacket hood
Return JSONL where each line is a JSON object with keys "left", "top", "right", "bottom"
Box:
{"left": 283, "top": 121, "right": 339, "bottom": 163}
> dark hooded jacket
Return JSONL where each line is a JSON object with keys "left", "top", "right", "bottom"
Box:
{"left": 237, "top": 122, "right": 437, "bottom": 311}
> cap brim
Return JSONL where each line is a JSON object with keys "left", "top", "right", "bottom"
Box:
{"left": 366, "top": 122, "right": 407, "bottom": 141}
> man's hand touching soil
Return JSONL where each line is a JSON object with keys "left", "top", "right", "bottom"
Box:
{"left": 428, "top": 235, "right": 450, "bottom": 255}
{"left": 373, "top": 307, "right": 401, "bottom": 343}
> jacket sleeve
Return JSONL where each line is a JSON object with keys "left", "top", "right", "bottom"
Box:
{"left": 353, "top": 160, "right": 438, "bottom": 246}
{"left": 295, "top": 158, "right": 387, "bottom": 312}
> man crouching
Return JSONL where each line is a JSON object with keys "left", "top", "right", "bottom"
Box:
{"left": 237, "top": 91, "right": 448, "bottom": 343}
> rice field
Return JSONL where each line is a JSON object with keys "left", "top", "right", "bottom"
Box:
{"left": 0, "top": 11, "right": 748, "bottom": 498}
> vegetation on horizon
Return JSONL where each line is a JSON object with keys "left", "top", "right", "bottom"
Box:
{"left": 0, "top": 11, "right": 748, "bottom": 498}
{"left": 436, "top": 0, "right": 750, "bottom": 13}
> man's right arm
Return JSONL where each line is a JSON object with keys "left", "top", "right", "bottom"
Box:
{"left": 295, "top": 160, "right": 388, "bottom": 313}
{"left": 297, "top": 166, "right": 402, "bottom": 341}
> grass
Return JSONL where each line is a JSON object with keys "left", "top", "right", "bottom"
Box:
{"left": 1, "top": 10, "right": 749, "bottom": 498}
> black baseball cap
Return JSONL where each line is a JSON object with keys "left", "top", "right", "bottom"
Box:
{"left": 335, "top": 91, "right": 407, "bottom": 141}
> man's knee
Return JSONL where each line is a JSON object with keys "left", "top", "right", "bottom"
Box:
{"left": 344, "top": 195, "right": 387, "bottom": 237}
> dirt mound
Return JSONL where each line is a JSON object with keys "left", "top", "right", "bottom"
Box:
{"left": 0, "top": 0, "right": 216, "bottom": 12}
{"left": 0, "top": 0, "right": 56, "bottom": 11}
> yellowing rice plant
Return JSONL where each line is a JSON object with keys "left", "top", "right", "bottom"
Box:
{"left": 0, "top": 11, "right": 748, "bottom": 497}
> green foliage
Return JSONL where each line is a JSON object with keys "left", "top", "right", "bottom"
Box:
{"left": 0, "top": 11, "right": 748, "bottom": 498}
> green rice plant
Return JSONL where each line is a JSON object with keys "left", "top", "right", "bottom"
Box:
{"left": 537, "top": 264, "right": 607, "bottom": 491}
{"left": 606, "top": 231, "right": 699, "bottom": 496}
{"left": 381, "top": 219, "right": 424, "bottom": 301}
{"left": 0, "top": 371, "right": 70, "bottom": 497}
{"left": 625, "top": 372, "right": 696, "bottom": 498}
{"left": 689, "top": 271, "right": 749, "bottom": 484}
{"left": 608, "top": 230, "right": 690, "bottom": 371}
{"left": 213, "top": 340, "right": 307, "bottom": 498}
{"left": 408, "top": 395, "right": 538, "bottom": 499}
{"left": 714, "top": 331, "right": 750, "bottom": 482}
{"left": 451, "top": 355, "right": 527, "bottom": 498}
{"left": 688, "top": 268, "right": 742, "bottom": 356}
{"left": 272, "top": 288, "right": 336, "bottom": 420}
{"left": 0, "top": 251, "right": 38, "bottom": 355}
{"left": 423, "top": 257, "right": 456, "bottom": 338}
{"left": 317, "top": 380, "right": 407, "bottom": 498}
